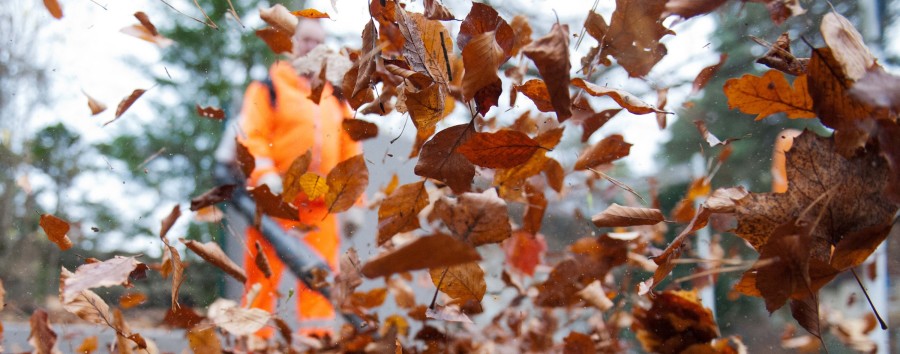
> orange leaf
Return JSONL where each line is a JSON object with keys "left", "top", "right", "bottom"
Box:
{"left": 259, "top": 4, "right": 298, "bottom": 35}
{"left": 461, "top": 31, "right": 504, "bottom": 102}
{"left": 503, "top": 230, "right": 546, "bottom": 276}
{"left": 429, "top": 262, "right": 486, "bottom": 306}
{"left": 77, "top": 336, "right": 98, "bottom": 354}
{"left": 40, "top": 214, "right": 72, "bottom": 250}
{"left": 181, "top": 239, "right": 247, "bottom": 283}
{"left": 457, "top": 130, "right": 541, "bottom": 169}
{"left": 82, "top": 90, "right": 107, "bottom": 115}
{"left": 514, "top": 79, "right": 554, "bottom": 112}
{"left": 564, "top": 332, "right": 595, "bottom": 354}
{"left": 105, "top": 88, "right": 148, "bottom": 125}
{"left": 255, "top": 27, "right": 293, "bottom": 54}
{"left": 522, "top": 183, "right": 547, "bottom": 234}
{"left": 396, "top": 8, "right": 453, "bottom": 84}
{"left": 723, "top": 70, "right": 815, "bottom": 120}
{"left": 342, "top": 118, "right": 379, "bottom": 141}
{"left": 522, "top": 23, "right": 572, "bottom": 121}
{"left": 377, "top": 181, "right": 429, "bottom": 245}
{"left": 424, "top": 0, "right": 454, "bottom": 20}
{"left": 414, "top": 124, "right": 475, "bottom": 194}
{"left": 600, "top": 0, "right": 673, "bottom": 77}
{"left": 692, "top": 53, "right": 728, "bottom": 94}
{"left": 325, "top": 154, "right": 369, "bottom": 214}
{"left": 591, "top": 204, "right": 665, "bottom": 228}
{"left": 405, "top": 82, "right": 446, "bottom": 138}
{"left": 573, "top": 134, "right": 632, "bottom": 170}
{"left": 163, "top": 306, "right": 205, "bottom": 329}
{"left": 187, "top": 327, "right": 222, "bottom": 353}
{"left": 361, "top": 233, "right": 481, "bottom": 278}
{"left": 195, "top": 104, "right": 225, "bottom": 120}
{"left": 291, "top": 8, "right": 330, "bottom": 19}
{"left": 509, "top": 15, "right": 533, "bottom": 57}
{"left": 120, "top": 23, "right": 174, "bottom": 47}
{"left": 434, "top": 189, "right": 511, "bottom": 246}
{"left": 350, "top": 288, "right": 388, "bottom": 309}
{"left": 134, "top": 12, "right": 159, "bottom": 36}
{"left": 249, "top": 184, "right": 301, "bottom": 221}
{"left": 351, "top": 20, "right": 379, "bottom": 98}
{"left": 43, "top": 0, "right": 63, "bottom": 19}
{"left": 580, "top": 108, "right": 622, "bottom": 142}
{"left": 119, "top": 292, "right": 147, "bottom": 309}
{"left": 159, "top": 204, "right": 181, "bottom": 240}
{"left": 457, "top": 3, "right": 514, "bottom": 59}
{"left": 663, "top": 0, "right": 727, "bottom": 19}
{"left": 299, "top": 172, "right": 328, "bottom": 200}
{"left": 572, "top": 78, "right": 665, "bottom": 115}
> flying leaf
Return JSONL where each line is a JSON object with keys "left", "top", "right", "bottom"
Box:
{"left": 39, "top": 214, "right": 73, "bottom": 251}
{"left": 334, "top": 248, "right": 363, "bottom": 310}
{"left": 159, "top": 205, "right": 181, "bottom": 239}
{"left": 190, "top": 184, "right": 236, "bottom": 211}
{"left": 62, "top": 256, "right": 143, "bottom": 303}
{"left": 249, "top": 184, "right": 300, "bottom": 221}
{"left": 325, "top": 154, "right": 369, "bottom": 214}
{"left": 59, "top": 267, "right": 113, "bottom": 326}
{"left": 461, "top": 31, "right": 504, "bottom": 102}
{"left": 655, "top": 87, "right": 669, "bottom": 129}
{"left": 352, "top": 20, "right": 379, "bottom": 98}
{"left": 181, "top": 239, "right": 247, "bottom": 283}
{"left": 457, "top": 130, "right": 542, "bottom": 169}
{"left": 43, "top": 0, "right": 62, "bottom": 19}
{"left": 509, "top": 15, "right": 533, "bottom": 56}
{"left": 434, "top": 189, "right": 512, "bottom": 246}
{"left": 361, "top": 233, "right": 481, "bottom": 278}
{"left": 755, "top": 32, "right": 808, "bottom": 76}
{"left": 187, "top": 327, "right": 222, "bottom": 354}
{"left": 120, "top": 16, "right": 174, "bottom": 48}
{"left": 106, "top": 88, "right": 148, "bottom": 125}
{"left": 820, "top": 12, "right": 874, "bottom": 81}
{"left": 282, "top": 150, "right": 312, "bottom": 203}
{"left": 119, "top": 292, "right": 147, "bottom": 309}
{"left": 523, "top": 23, "right": 572, "bottom": 121}
{"left": 572, "top": 78, "right": 665, "bottom": 115}
{"left": 790, "top": 296, "right": 822, "bottom": 339}
{"left": 299, "top": 172, "right": 328, "bottom": 200}
{"left": 259, "top": 4, "right": 298, "bottom": 35}
{"left": 405, "top": 82, "right": 446, "bottom": 141}
{"left": 255, "top": 27, "right": 293, "bottom": 54}
{"left": 580, "top": 108, "right": 622, "bottom": 142}
{"left": 573, "top": 134, "right": 632, "bottom": 170}
{"left": 0, "top": 278, "right": 5, "bottom": 311}
{"left": 350, "top": 288, "right": 388, "bottom": 309}
{"left": 692, "top": 53, "right": 728, "bottom": 94}
{"left": 162, "top": 306, "right": 205, "bottom": 329}
{"left": 414, "top": 123, "right": 476, "bottom": 194}
{"left": 632, "top": 290, "right": 720, "bottom": 353}
{"left": 600, "top": 0, "right": 673, "bottom": 77}
{"left": 723, "top": 70, "right": 815, "bottom": 120}
{"left": 426, "top": 305, "right": 473, "bottom": 323}
{"left": 522, "top": 183, "right": 548, "bottom": 234}
{"left": 396, "top": 8, "right": 453, "bottom": 84}
{"left": 578, "top": 280, "right": 613, "bottom": 311}
{"left": 377, "top": 181, "right": 429, "bottom": 245}
{"left": 82, "top": 90, "right": 107, "bottom": 115}
{"left": 514, "top": 79, "right": 554, "bottom": 112}
{"left": 756, "top": 0, "right": 805, "bottom": 25}
{"left": 28, "top": 309, "right": 58, "bottom": 354}
{"left": 457, "top": 3, "right": 514, "bottom": 59}
{"left": 253, "top": 241, "right": 272, "bottom": 278}
{"left": 208, "top": 298, "right": 271, "bottom": 336}
{"left": 543, "top": 158, "right": 565, "bottom": 193}
{"left": 291, "top": 8, "right": 330, "bottom": 19}
{"left": 584, "top": 11, "right": 609, "bottom": 42}
{"left": 430, "top": 262, "right": 486, "bottom": 307}
{"left": 663, "top": 0, "right": 727, "bottom": 19}
{"left": 76, "top": 336, "right": 98, "bottom": 354}
{"left": 424, "top": 0, "right": 454, "bottom": 20}
{"left": 850, "top": 67, "right": 900, "bottom": 112}
{"left": 342, "top": 118, "right": 379, "bottom": 141}
{"left": 195, "top": 105, "right": 225, "bottom": 120}
{"left": 503, "top": 230, "right": 546, "bottom": 276}
{"left": 591, "top": 204, "right": 664, "bottom": 228}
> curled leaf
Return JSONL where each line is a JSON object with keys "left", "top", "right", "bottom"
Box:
{"left": 591, "top": 204, "right": 665, "bottom": 228}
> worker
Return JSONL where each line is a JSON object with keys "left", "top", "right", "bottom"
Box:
{"left": 237, "top": 18, "right": 361, "bottom": 338}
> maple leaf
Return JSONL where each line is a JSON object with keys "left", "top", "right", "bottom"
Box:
{"left": 574, "top": 134, "right": 632, "bottom": 170}
{"left": 723, "top": 70, "right": 815, "bottom": 120}
{"left": 434, "top": 189, "right": 512, "bottom": 246}
{"left": 377, "top": 181, "right": 429, "bottom": 244}
{"left": 415, "top": 123, "right": 475, "bottom": 194}
{"left": 600, "top": 0, "right": 673, "bottom": 77}
{"left": 523, "top": 23, "right": 572, "bottom": 121}
{"left": 361, "top": 233, "right": 481, "bottom": 278}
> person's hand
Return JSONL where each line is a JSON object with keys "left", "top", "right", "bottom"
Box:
{"left": 258, "top": 172, "right": 284, "bottom": 195}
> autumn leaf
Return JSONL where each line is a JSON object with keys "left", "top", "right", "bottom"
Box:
{"left": 106, "top": 88, "right": 149, "bottom": 126}
{"left": 723, "top": 70, "right": 815, "bottom": 120}
{"left": 494, "top": 128, "right": 564, "bottom": 199}
{"left": 523, "top": 23, "right": 572, "bottom": 121}
{"left": 632, "top": 290, "right": 720, "bottom": 353}
{"left": 121, "top": 13, "right": 174, "bottom": 48}
{"left": 162, "top": 306, "right": 205, "bottom": 329}
{"left": 253, "top": 241, "right": 272, "bottom": 278}
{"left": 259, "top": 4, "right": 298, "bottom": 35}
{"left": 755, "top": 32, "right": 808, "bottom": 76}
{"left": 334, "top": 248, "right": 363, "bottom": 310}
{"left": 29, "top": 309, "right": 58, "bottom": 354}
{"left": 756, "top": 0, "right": 806, "bottom": 25}
{"left": 461, "top": 31, "right": 504, "bottom": 102}
{"left": 249, "top": 184, "right": 301, "bottom": 221}
{"left": 396, "top": 8, "right": 453, "bottom": 84}
{"left": 503, "top": 230, "right": 546, "bottom": 276}
{"left": 415, "top": 123, "right": 476, "bottom": 194}
{"left": 119, "top": 292, "right": 147, "bottom": 309}
{"left": 0, "top": 278, "right": 5, "bottom": 311}
{"left": 457, "top": 3, "right": 514, "bottom": 59}
{"left": 592, "top": 204, "right": 664, "bottom": 228}
{"left": 361, "top": 233, "right": 481, "bottom": 278}
{"left": 580, "top": 108, "right": 622, "bottom": 142}
{"left": 577, "top": 280, "right": 614, "bottom": 311}
{"left": 342, "top": 118, "right": 379, "bottom": 141}
{"left": 405, "top": 82, "right": 446, "bottom": 139}
{"left": 42, "top": 0, "right": 62, "bottom": 19}
{"left": 187, "top": 327, "right": 222, "bottom": 354}
{"left": 600, "top": 0, "right": 673, "bottom": 77}
{"left": 282, "top": 150, "right": 312, "bottom": 203}
{"left": 189, "top": 184, "right": 236, "bottom": 211}
{"left": 434, "top": 189, "right": 511, "bottom": 246}
{"left": 39, "top": 213, "right": 73, "bottom": 251}
{"left": 523, "top": 183, "right": 548, "bottom": 234}
{"left": 299, "top": 173, "right": 328, "bottom": 200}
{"left": 255, "top": 27, "right": 293, "bottom": 54}
{"left": 377, "top": 181, "right": 429, "bottom": 245}
{"left": 572, "top": 78, "right": 666, "bottom": 115}
{"left": 76, "top": 336, "right": 98, "bottom": 354}
{"left": 820, "top": 12, "right": 874, "bottom": 82}
{"left": 692, "top": 53, "right": 728, "bottom": 94}
{"left": 514, "top": 79, "right": 554, "bottom": 112}
{"left": 351, "top": 20, "right": 379, "bottom": 98}
{"left": 181, "top": 239, "right": 247, "bottom": 283}
{"left": 208, "top": 298, "right": 271, "bottom": 336}
{"left": 509, "top": 15, "right": 533, "bottom": 57}
{"left": 655, "top": 87, "right": 669, "bottom": 129}
{"left": 584, "top": 11, "right": 609, "bottom": 42}
{"left": 325, "top": 154, "right": 369, "bottom": 214}
{"left": 195, "top": 105, "right": 225, "bottom": 120}
{"left": 59, "top": 267, "right": 113, "bottom": 326}
{"left": 573, "top": 134, "right": 632, "bottom": 170}
{"left": 424, "top": 0, "right": 454, "bottom": 20}
{"left": 62, "top": 256, "right": 143, "bottom": 303}
{"left": 350, "top": 288, "right": 388, "bottom": 309}
{"left": 426, "top": 305, "right": 473, "bottom": 323}
{"left": 82, "top": 90, "right": 107, "bottom": 115}
{"left": 430, "top": 262, "right": 486, "bottom": 307}
{"left": 662, "top": 0, "right": 727, "bottom": 19}
{"left": 291, "top": 8, "right": 330, "bottom": 19}
{"left": 850, "top": 67, "right": 900, "bottom": 112}
{"left": 457, "top": 130, "right": 542, "bottom": 169}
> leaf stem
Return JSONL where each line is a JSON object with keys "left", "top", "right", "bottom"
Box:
{"left": 429, "top": 267, "right": 449, "bottom": 309}
{"left": 849, "top": 267, "right": 888, "bottom": 330}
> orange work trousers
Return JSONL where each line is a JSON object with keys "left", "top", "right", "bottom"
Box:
{"left": 242, "top": 207, "right": 340, "bottom": 338}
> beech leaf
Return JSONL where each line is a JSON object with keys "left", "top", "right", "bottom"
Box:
{"left": 325, "top": 154, "right": 369, "bottom": 214}
{"left": 434, "top": 189, "right": 512, "bottom": 246}
{"left": 457, "top": 130, "right": 542, "bottom": 169}
{"left": 573, "top": 134, "right": 632, "bottom": 170}
{"left": 429, "top": 262, "right": 486, "bottom": 306}
{"left": 414, "top": 124, "right": 476, "bottom": 194}
{"left": 361, "top": 233, "right": 481, "bottom": 278}
{"left": 377, "top": 181, "right": 429, "bottom": 245}
{"left": 522, "top": 24, "right": 572, "bottom": 120}
{"left": 591, "top": 204, "right": 665, "bottom": 228}
{"left": 181, "top": 239, "right": 247, "bottom": 283}
{"left": 572, "top": 78, "right": 666, "bottom": 115}
{"left": 62, "top": 256, "right": 143, "bottom": 303}
{"left": 342, "top": 118, "right": 379, "bottom": 141}
{"left": 600, "top": 0, "right": 673, "bottom": 77}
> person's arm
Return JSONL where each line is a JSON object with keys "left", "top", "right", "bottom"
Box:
{"left": 238, "top": 81, "right": 281, "bottom": 191}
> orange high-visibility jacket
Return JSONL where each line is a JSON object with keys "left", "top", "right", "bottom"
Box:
{"left": 237, "top": 61, "right": 360, "bottom": 335}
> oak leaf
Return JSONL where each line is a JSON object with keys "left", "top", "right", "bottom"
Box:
{"left": 592, "top": 204, "right": 664, "bottom": 228}
{"left": 430, "top": 262, "right": 486, "bottom": 307}
{"left": 723, "top": 70, "right": 815, "bottom": 120}
{"left": 415, "top": 124, "right": 475, "bottom": 194}
{"left": 325, "top": 154, "right": 369, "bottom": 214}
{"left": 181, "top": 239, "right": 247, "bottom": 283}
{"left": 361, "top": 233, "right": 481, "bottom": 278}
{"left": 39, "top": 214, "right": 73, "bottom": 251}
{"left": 377, "top": 181, "right": 429, "bottom": 245}
{"left": 457, "top": 130, "right": 542, "bottom": 169}
{"left": 600, "top": 0, "right": 673, "bottom": 77}
{"left": 573, "top": 134, "right": 632, "bottom": 170}
{"left": 523, "top": 24, "right": 572, "bottom": 121}
{"left": 434, "top": 189, "right": 512, "bottom": 246}
{"left": 572, "top": 78, "right": 666, "bottom": 115}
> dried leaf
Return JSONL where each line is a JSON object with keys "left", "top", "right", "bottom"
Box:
{"left": 581, "top": 108, "right": 622, "bottom": 142}
{"left": 0, "top": 278, "right": 5, "bottom": 311}
{"left": 259, "top": 4, "right": 298, "bottom": 35}
{"left": 77, "top": 336, "right": 98, "bottom": 354}
{"left": 509, "top": 15, "right": 532, "bottom": 56}
{"left": 663, "top": 0, "right": 727, "bottom": 19}
{"left": 434, "top": 189, "right": 512, "bottom": 246}
{"left": 632, "top": 290, "right": 719, "bottom": 353}
{"left": 461, "top": 31, "right": 505, "bottom": 102}
{"left": 119, "top": 292, "right": 147, "bottom": 309}
{"left": 458, "top": 130, "right": 542, "bottom": 169}
{"left": 60, "top": 267, "right": 112, "bottom": 326}
{"left": 208, "top": 298, "right": 271, "bottom": 336}
{"left": 162, "top": 306, "right": 205, "bottom": 329}
{"left": 350, "top": 288, "right": 388, "bottom": 309}
{"left": 592, "top": 204, "right": 664, "bottom": 228}
{"left": 181, "top": 239, "right": 247, "bottom": 283}
{"left": 578, "top": 280, "right": 613, "bottom": 311}
{"left": 850, "top": 67, "right": 900, "bottom": 112}
{"left": 282, "top": 150, "right": 312, "bottom": 203}
{"left": 189, "top": 184, "right": 236, "bottom": 211}
{"left": 342, "top": 119, "right": 379, "bottom": 141}
{"left": 396, "top": 8, "right": 453, "bottom": 84}
{"left": 361, "top": 233, "right": 481, "bottom": 278}
{"left": 426, "top": 305, "right": 473, "bottom": 323}
{"left": 159, "top": 205, "right": 181, "bottom": 240}
{"left": 523, "top": 24, "right": 572, "bottom": 120}
{"left": 790, "top": 295, "right": 822, "bottom": 338}
{"left": 692, "top": 53, "right": 728, "bottom": 94}
{"left": 378, "top": 181, "right": 429, "bottom": 245}
{"left": 120, "top": 24, "right": 175, "bottom": 48}
{"left": 253, "top": 241, "right": 272, "bottom": 278}
{"left": 83, "top": 90, "right": 107, "bottom": 115}
{"left": 248, "top": 184, "right": 300, "bottom": 221}
{"left": 572, "top": 78, "right": 665, "bottom": 115}
{"left": 424, "top": 0, "right": 454, "bottom": 20}
{"left": 584, "top": 11, "right": 609, "bottom": 42}
{"left": 62, "top": 256, "right": 143, "bottom": 303}
{"left": 457, "top": 3, "right": 514, "bottom": 59}
{"left": 523, "top": 183, "right": 548, "bottom": 234}
{"left": 503, "top": 230, "right": 546, "bottom": 276}
{"left": 335, "top": 248, "right": 363, "bottom": 310}
{"left": 564, "top": 332, "right": 595, "bottom": 354}
{"left": 325, "top": 154, "right": 369, "bottom": 214}
{"left": 406, "top": 82, "right": 446, "bottom": 139}
{"left": 299, "top": 172, "right": 328, "bottom": 200}
{"left": 352, "top": 20, "right": 379, "bottom": 97}
{"left": 757, "top": 0, "right": 805, "bottom": 25}
{"left": 415, "top": 123, "right": 476, "bottom": 194}
{"left": 105, "top": 88, "right": 147, "bottom": 125}
{"left": 291, "top": 8, "right": 330, "bottom": 19}
{"left": 723, "top": 70, "right": 815, "bottom": 120}
{"left": 255, "top": 27, "right": 293, "bottom": 54}
{"left": 40, "top": 214, "right": 72, "bottom": 251}
{"left": 755, "top": 219, "right": 814, "bottom": 312}
{"left": 600, "top": 0, "right": 673, "bottom": 77}
{"left": 43, "top": 0, "right": 62, "bottom": 19}
{"left": 574, "top": 134, "right": 632, "bottom": 170}
{"left": 430, "top": 262, "right": 486, "bottom": 306}
{"left": 755, "top": 32, "right": 808, "bottom": 76}
{"left": 514, "top": 79, "right": 554, "bottom": 112}
{"left": 820, "top": 12, "right": 874, "bottom": 81}
{"left": 187, "top": 327, "right": 222, "bottom": 354}
{"left": 195, "top": 105, "right": 225, "bottom": 120}
{"left": 28, "top": 309, "right": 58, "bottom": 354}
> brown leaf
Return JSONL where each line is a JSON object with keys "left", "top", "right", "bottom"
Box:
{"left": 195, "top": 104, "right": 225, "bottom": 120}
{"left": 755, "top": 219, "right": 815, "bottom": 312}
{"left": 307, "top": 61, "right": 328, "bottom": 104}
{"left": 573, "top": 134, "right": 632, "bottom": 170}
{"left": 426, "top": 305, "right": 473, "bottom": 323}
{"left": 77, "top": 336, "right": 98, "bottom": 354}
{"left": 756, "top": 0, "right": 806, "bottom": 25}
{"left": 663, "top": 0, "right": 727, "bottom": 19}
{"left": 181, "top": 239, "right": 247, "bottom": 283}
{"left": 352, "top": 20, "right": 379, "bottom": 98}
{"left": 120, "top": 22, "right": 175, "bottom": 48}
{"left": 430, "top": 262, "right": 486, "bottom": 306}
{"left": 592, "top": 204, "right": 664, "bottom": 228}
{"left": 572, "top": 78, "right": 665, "bottom": 115}
{"left": 29, "top": 309, "right": 58, "bottom": 354}
{"left": 43, "top": 0, "right": 62, "bottom": 19}
{"left": 62, "top": 256, "right": 143, "bottom": 303}
{"left": 820, "top": 12, "right": 874, "bottom": 81}
{"left": 396, "top": 8, "right": 453, "bottom": 84}
{"left": 580, "top": 108, "right": 622, "bottom": 142}
{"left": 461, "top": 31, "right": 505, "bottom": 102}
{"left": 457, "top": 3, "right": 514, "bottom": 59}
{"left": 600, "top": 0, "right": 673, "bottom": 77}
{"left": 342, "top": 118, "right": 379, "bottom": 141}
{"left": 189, "top": 184, "right": 236, "bottom": 211}
{"left": 160, "top": 245, "right": 184, "bottom": 309}
{"left": 563, "top": 332, "right": 595, "bottom": 354}
{"left": 134, "top": 12, "right": 159, "bottom": 36}
{"left": 523, "top": 24, "right": 572, "bottom": 121}
{"left": 325, "top": 154, "right": 369, "bottom": 214}
{"left": 577, "top": 281, "right": 613, "bottom": 311}
{"left": 755, "top": 32, "right": 809, "bottom": 76}
{"left": 387, "top": 275, "right": 416, "bottom": 309}
{"left": 509, "top": 15, "right": 533, "bottom": 56}
{"left": 424, "top": 0, "right": 454, "bottom": 20}
{"left": 503, "top": 230, "right": 546, "bottom": 276}
{"left": 434, "top": 189, "right": 511, "bottom": 246}
{"left": 162, "top": 306, "right": 205, "bottom": 329}
{"left": 415, "top": 123, "right": 476, "bottom": 194}
{"left": 723, "top": 70, "right": 815, "bottom": 120}
{"left": 692, "top": 53, "right": 728, "bottom": 94}
{"left": 249, "top": 184, "right": 300, "bottom": 221}
{"left": 159, "top": 205, "right": 181, "bottom": 239}
{"left": 361, "top": 233, "right": 481, "bottom": 278}
{"left": 584, "top": 11, "right": 609, "bottom": 42}
{"left": 378, "top": 181, "right": 429, "bottom": 245}
{"left": 83, "top": 90, "right": 107, "bottom": 115}
{"left": 334, "top": 248, "right": 363, "bottom": 310}
{"left": 118, "top": 292, "right": 147, "bottom": 309}
{"left": 522, "top": 183, "right": 548, "bottom": 234}
{"left": 457, "top": 130, "right": 542, "bottom": 169}
{"left": 40, "top": 214, "right": 72, "bottom": 251}
{"left": 350, "top": 288, "right": 388, "bottom": 309}
{"left": 253, "top": 241, "right": 272, "bottom": 278}
{"left": 282, "top": 150, "right": 312, "bottom": 203}
{"left": 234, "top": 139, "right": 255, "bottom": 178}
{"left": 105, "top": 88, "right": 147, "bottom": 125}
{"left": 735, "top": 132, "right": 898, "bottom": 265}
{"left": 514, "top": 79, "right": 554, "bottom": 112}
{"left": 655, "top": 87, "right": 669, "bottom": 129}
{"left": 187, "top": 327, "right": 222, "bottom": 354}
{"left": 60, "top": 267, "right": 113, "bottom": 326}
{"left": 291, "top": 8, "right": 330, "bottom": 19}
{"left": 255, "top": 27, "right": 293, "bottom": 54}
{"left": 406, "top": 82, "right": 446, "bottom": 139}
{"left": 632, "top": 290, "right": 719, "bottom": 353}
{"left": 0, "top": 278, "right": 5, "bottom": 312}
{"left": 259, "top": 4, "right": 298, "bottom": 35}
{"left": 790, "top": 295, "right": 822, "bottom": 338}
{"left": 543, "top": 158, "right": 565, "bottom": 193}
{"left": 828, "top": 220, "right": 893, "bottom": 272}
